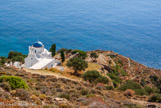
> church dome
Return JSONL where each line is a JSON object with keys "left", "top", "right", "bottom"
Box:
{"left": 33, "top": 41, "right": 44, "bottom": 48}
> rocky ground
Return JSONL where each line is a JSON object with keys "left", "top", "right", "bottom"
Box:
{"left": 0, "top": 50, "right": 161, "bottom": 108}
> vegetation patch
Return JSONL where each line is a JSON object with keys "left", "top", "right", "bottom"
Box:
{"left": 81, "top": 89, "right": 89, "bottom": 95}
{"left": 119, "top": 80, "right": 142, "bottom": 91}
{"left": 106, "top": 86, "right": 114, "bottom": 90}
{"left": 0, "top": 75, "right": 29, "bottom": 90}
{"left": 82, "top": 70, "right": 109, "bottom": 84}
{"left": 72, "top": 50, "right": 87, "bottom": 59}
{"left": 119, "top": 80, "right": 148, "bottom": 96}
{"left": 148, "top": 93, "right": 161, "bottom": 103}
{"left": 95, "top": 76, "right": 109, "bottom": 84}
{"left": 67, "top": 57, "right": 88, "bottom": 75}
{"left": 8, "top": 51, "right": 27, "bottom": 63}
{"left": 82, "top": 70, "right": 100, "bottom": 83}
{"left": 150, "top": 75, "right": 161, "bottom": 93}
{"left": 58, "top": 93, "right": 70, "bottom": 100}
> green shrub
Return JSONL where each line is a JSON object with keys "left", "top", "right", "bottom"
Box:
{"left": 86, "top": 94, "right": 95, "bottom": 98}
{"left": 58, "top": 93, "right": 70, "bottom": 100}
{"left": 140, "top": 79, "right": 146, "bottom": 87}
{"left": 8, "top": 51, "right": 26, "bottom": 63}
{"left": 121, "top": 70, "right": 128, "bottom": 76}
{"left": 135, "top": 89, "right": 148, "bottom": 96}
{"left": 111, "top": 65, "right": 127, "bottom": 76}
{"left": 72, "top": 50, "right": 87, "bottom": 59}
{"left": 118, "top": 59, "right": 123, "bottom": 66}
{"left": 0, "top": 57, "right": 7, "bottom": 65}
{"left": 67, "top": 57, "right": 88, "bottom": 75}
{"left": 150, "top": 75, "right": 158, "bottom": 85}
{"left": 119, "top": 80, "right": 142, "bottom": 91}
{"left": 95, "top": 76, "right": 109, "bottom": 84}
{"left": 11, "top": 56, "right": 25, "bottom": 63}
{"left": 0, "top": 75, "right": 29, "bottom": 90}
{"left": 154, "top": 88, "right": 160, "bottom": 93}
{"left": 82, "top": 70, "right": 109, "bottom": 84}
{"left": 106, "top": 86, "right": 114, "bottom": 90}
{"left": 119, "top": 80, "right": 149, "bottom": 96}
{"left": 107, "top": 73, "right": 120, "bottom": 83}
{"left": 144, "top": 86, "right": 154, "bottom": 95}
{"left": 57, "top": 48, "right": 69, "bottom": 53}
{"left": 90, "top": 52, "right": 98, "bottom": 61}
{"left": 113, "top": 80, "right": 119, "bottom": 88}
{"left": 148, "top": 93, "right": 161, "bottom": 103}
{"left": 81, "top": 89, "right": 89, "bottom": 95}
{"left": 150, "top": 76, "right": 161, "bottom": 93}
{"left": 82, "top": 70, "right": 100, "bottom": 83}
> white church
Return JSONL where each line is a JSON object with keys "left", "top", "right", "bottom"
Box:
{"left": 24, "top": 41, "right": 59, "bottom": 69}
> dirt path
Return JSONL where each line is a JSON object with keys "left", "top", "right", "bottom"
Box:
{"left": 131, "top": 99, "right": 161, "bottom": 107}
{"left": 24, "top": 68, "right": 82, "bottom": 82}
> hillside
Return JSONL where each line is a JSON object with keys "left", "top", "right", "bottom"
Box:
{"left": 0, "top": 50, "right": 161, "bottom": 108}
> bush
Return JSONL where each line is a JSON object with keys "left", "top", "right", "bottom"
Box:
{"left": 119, "top": 80, "right": 142, "bottom": 91}
{"left": 140, "top": 79, "right": 146, "bottom": 87}
{"left": 90, "top": 52, "right": 98, "bottom": 61}
{"left": 135, "top": 89, "right": 148, "bottom": 96}
{"left": 58, "top": 93, "right": 70, "bottom": 100}
{"left": 0, "top": 82, "right": 11, "bottom": 91}
{"left": 113, "top": 80, "right": 119, "bottom": 88}
{"left": 144, "top": 86, "right": 154, "bottom": 95}
{"left": 57, "top": 48, "right": 72, "bottom": 53}
{"left": 0, "top": 57, "right": 7, "bottom": 65}
{"left": 95, "top": 76, "right": 109, "bottom": 84}
{"left": 107, "top": 73, "right": 120, "bottom": 83}
{"left": 81, "top": 89, "right": 89, "bottom": 95}
{"left": 150, "top": 75, "right": 161, "bottom": 93}
{"left": 106, "top": 86, "right": 113, "bottom": 90}
{"left": 8, "top": 51, "right": 26, "bottom": 63}
{"left": 0, "top": 75, "right": 29, "bottom": 90}
{"left": 119, "top": 80, "right": 149, "bottom": 96}
{"left": 148, "top": 93, "right": 161, "bottom": 103}
{"left": 0, "top": 91, "right": 11, "bottom": 99}
{"left": 67, "top": 57, "right": 88, "bottom": 74}
{"left": 82, "top": 70, "right": 100, "bottom": 83}
{"left": 72, "top": 50, "right": 87, "bottom": 59}
{"left": 11, "top": 56, "right": 25, "bottom": 63}
{"left": 15, "top": 88, "right": 31, "bottom": 101}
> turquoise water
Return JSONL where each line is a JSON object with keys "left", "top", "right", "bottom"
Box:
{"left": 0, "top": 0, "right": 161, "bottom": 69}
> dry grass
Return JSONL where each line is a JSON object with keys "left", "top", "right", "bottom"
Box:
{"left": 86, "top": 63, "right": 102, "bottom": 72}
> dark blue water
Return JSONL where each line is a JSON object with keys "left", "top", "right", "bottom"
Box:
{"left": 0, "top": 0, "right": 161, "bottom": 69}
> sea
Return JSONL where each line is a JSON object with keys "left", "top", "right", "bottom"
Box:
{"left": 0, "top": 0, "right": 161, "bottom": 69}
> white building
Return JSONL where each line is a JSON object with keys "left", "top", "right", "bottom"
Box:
{"left": 25, "top": 41, "right": 59, "bottom": 69}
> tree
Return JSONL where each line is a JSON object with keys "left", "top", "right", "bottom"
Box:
{"left": 50, "top": 44, "right": 56, "bottom": 57}
{"left": 0, "top": 56, "right": 7, "bottom": 65}
{"left": 82, "top": 70, "right": 100, "bottom": 83}
{"left": 66, "top": 57, "right": 88, "bottom": 75}
{"left": 82, "top": 70, "right": 109, "bottom": 84}
{"left": 72, "top": 50, "right": 87, "bottom": 59}
{"left": 7, "top": 51, "right": 26, "bottom": 63}
{"left": 60, "top": 51, "right": 65, "bottom": 63}
{"left": 11, "top": 56, "right": 24, "bottom": 63}
{"left": 90, "top": 52, "right": 98, "bottom": 61}
{"left": 8, "top": 51, "right": 26, "bottom": 59}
